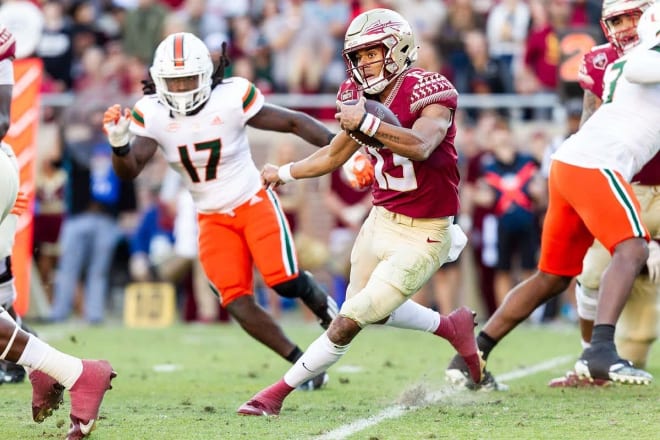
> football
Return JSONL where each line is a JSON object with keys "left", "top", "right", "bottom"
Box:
{"left": 343, "top": 99, "right": 400, "bottom": 149}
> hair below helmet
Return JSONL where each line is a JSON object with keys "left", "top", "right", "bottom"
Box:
{"left": 343, "top": 8, "right": 418, "bottom": 95}
{"left": 600, "top": 0, "right": 652, "bottom": 53}
{"left": 150, "top": 32, "right": 213, "bottom": 114}
{"left": 636, "top": 2, "right": 660, "bottom": 48}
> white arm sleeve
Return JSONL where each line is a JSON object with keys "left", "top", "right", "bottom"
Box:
{"left": 624, "top": 46, "right": 660, "bottom": 84}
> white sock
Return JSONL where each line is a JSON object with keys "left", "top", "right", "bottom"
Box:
{"left": 384, "top": 300, "right": 440, "bottom": 333}
{"left": 283, "top": 332, "right": 350, "bottom": 388}
{"left": 17, "top": 335, "right": 83, "bottom": 389}
{"left": 581, "top": 339, "right": 591, "bottom": 350}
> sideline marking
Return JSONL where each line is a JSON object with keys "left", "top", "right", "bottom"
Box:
{"left": 315, "top": 355, "right": 574, "bottom": 440}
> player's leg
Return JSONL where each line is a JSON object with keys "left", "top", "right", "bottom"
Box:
{"left": 249, "top": 188, "right": 337, "bottom": 329}
{"left": 557, "top": 166, "right": 652, "bottom": 383}
{"left": 615, "top": 184, "right": 660, "bottom": 368}
{"left": 238, "top": 207, "right": 382, "bottom": 416}
{"left": 447, "top": 161, "right": 592, "bottom": 389}
{"left": 0, "top": 305, "right": 115, "bottom": 435}
{"left": 198, "top": 211, "right": 301, "bottom": 359}
{"left": 616, "top": 276, "right": 658, "bottom": 367}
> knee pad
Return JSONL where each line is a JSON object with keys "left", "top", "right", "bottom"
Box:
{"left": 273, "top": 271, "right": 337, "bottom": 328}
{"left": 575, "top": 282, "right": 598, "bottom": 321}
{"left": 577, "top": 241, "right": 611, "bottom": 290}
{"left": 272, "top": 273, "right": 306, "bottom": 299}
{"left": 341, "top": 277, "right": 406, "bottom": 327}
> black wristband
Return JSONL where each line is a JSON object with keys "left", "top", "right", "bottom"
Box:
{"left": 112, "top": 144, "right": 131, "bottom": 157}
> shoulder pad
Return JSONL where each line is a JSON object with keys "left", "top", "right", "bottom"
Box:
{"left": 408, "top": 70, "right": 458, "bottom": 113}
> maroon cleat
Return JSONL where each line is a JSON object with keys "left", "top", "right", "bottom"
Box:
{"left": 548, "top": 371, "right": 610, "bottom": 388}
{"left": 66, "top": 360, "right": 116, "bottom": 440}
{"left": 445, "top": 307, "right": 484, "bottom": 384}
{"left": 29, "top": 370, "right": 65, "bottom": 423}
{"left": 237, "top": 383, "right": 290, "bottom": 416}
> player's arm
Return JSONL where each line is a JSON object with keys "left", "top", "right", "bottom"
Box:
{"left": 103, "top": 104, "right": 158, "bottom": 180}
{"left": 247, "top": 103, "right": 335, "bottom": 147}
{"left": 337, "top": 99, "right": 452, "bottom": 161}
{"left": 624, "top": 46, "right": 660, "bottom": 84}
{"left": 262, "top": 132, "right": 360, "bottom": 185}
{"left": 579, "top": 89, "right": 602, "bottom": 127}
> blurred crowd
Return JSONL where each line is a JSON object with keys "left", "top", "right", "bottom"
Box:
{"left": 19, "top": 0, "right": 603, "bottom": 325}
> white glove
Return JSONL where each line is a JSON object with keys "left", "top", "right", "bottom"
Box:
{"left": 103, "top": 104, "right": 131, "bottom": 147}
{"left": 647, "top": 240, "right": 660, "bottom": 283}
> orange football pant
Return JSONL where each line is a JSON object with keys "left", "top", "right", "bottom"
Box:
{"left": 197, "top": 188, "right": 299, "bottom": 306}
{"left": 538, "top": 160, "right": 649, "bottom": 277}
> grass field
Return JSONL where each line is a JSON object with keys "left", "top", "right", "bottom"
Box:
{"left": 1, "top": 315, "right": 659, "bottom": 440}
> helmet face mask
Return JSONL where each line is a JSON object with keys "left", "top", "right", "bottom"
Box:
{"left": 343, "top": 8, "right": 418, "bottom": 94}
{"left": 600, "top": 0, "right": 652, "bottom": 53}
{"left": 150, "top": 32, "right": 213, "bottom": 114}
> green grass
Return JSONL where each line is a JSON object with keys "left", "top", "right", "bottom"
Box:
{"left": 1, "top": 316, "right": 659, "bottom": 439}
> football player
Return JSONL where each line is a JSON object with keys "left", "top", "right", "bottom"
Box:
{"left": 103, "top": 33, "right": 339, "bottom": 390}
{"left": 0, "top": 25, "right": 115, "bottom": 440}
{"left": 238, "top": 8, "right": 482, "bottom": 416}
{"left": 548, "top": 0, "right": 660, "bottom": 387}
{"left": 446, "top": 3, "right": 660, "bottom": 389}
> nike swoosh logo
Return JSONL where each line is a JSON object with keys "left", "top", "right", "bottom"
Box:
{"left": 301, "top": 362, "right": 314, "bottom": 373}
{"left": 426, "top": 237, "right": 441, "bottom": 243}
{"left": 79, "top": 419, "right": 96, "bottom": 434}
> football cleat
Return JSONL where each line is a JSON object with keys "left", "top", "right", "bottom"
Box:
{"left": 296, "top": 371, "right": 329, "bottom": 391}
{"left": 444, "top": 307, "right": 485, "bottom": 383}
{"left": 574, "top": 347, "right": 652, "bottom": 385}
{"left": 29, "top": 370, "right": 65, "bottom": 423}
{"left": 0, "top": 360, "right": 26, "bottom": 383}
{"left": 237, "top": 388, "right": 284, "bottom": 416}
{"left": 67, "top": 360, "right": 116, "bottom": 439}
{"left": 445, "top": 354, "right": 508, "bottom": 392}
{"left": 548, "top": 371, "right": 610, "bottom": 388}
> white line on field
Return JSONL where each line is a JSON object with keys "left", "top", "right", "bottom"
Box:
{"left": 315, "top": 354, "right": 574, "bottom": 440}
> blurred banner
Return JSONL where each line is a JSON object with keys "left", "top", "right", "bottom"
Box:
{"left": 7, "top": 58, "right": 43, "bottom": 315}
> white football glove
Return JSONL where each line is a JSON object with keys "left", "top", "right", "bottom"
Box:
{"left": 341, "top": 150, "right": 374, "bottom": 190}
{"left": 647, "top": 240, "right": 660, "bottom": 283}
{"left": 103, "top": 104, "right": 131, "bottom": 147}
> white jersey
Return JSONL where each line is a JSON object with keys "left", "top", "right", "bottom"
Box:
{"left": 552, "top": 49, "right": 660, "bottom": 181}
{"left": 130, "top": 76, "right": 265, "bottom": 213}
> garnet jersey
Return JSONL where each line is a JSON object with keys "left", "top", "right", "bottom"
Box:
{"left": 578, "top": 43, "right": 660, "bottom": 185}
{"left": 337, "top": 68, "right": 460, "bottom": 218}
{"left": 129, "top": 77, "right": 265, "bottom": 213}
{"left": 554, "top": 48, "right": 660, "bottom": 180}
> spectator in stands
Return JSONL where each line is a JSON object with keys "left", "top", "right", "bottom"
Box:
{"left": 516, "top": 0, "right": 560, "bottom": 99}
{"left": 436, "top": 0, "right": 486, "bottom": 87}
{"left": 121, "top": 0, "right": 168, "bottom": 64}
{"left": 485, "top": 0, "right": 531, "bottom": 94}
{"left": 305, "top": 0, "right": 351, "bottom": 93}
{"left": 36, "top": 1, "right": 74, "bottom": 92}
{"left": 261, "top": 0, "right": 333, "bottom": 93}
{"left": 173, "top": 0, "right": 227, "bottom": 42}
{"left": 33, "top": 143, "right": 67, "bottom": 303}
{"left": 474, "top": 116, "right": 544, "bottom": 306}
{"left": 49, "top": 106, "right": 137, "bottom": 324}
